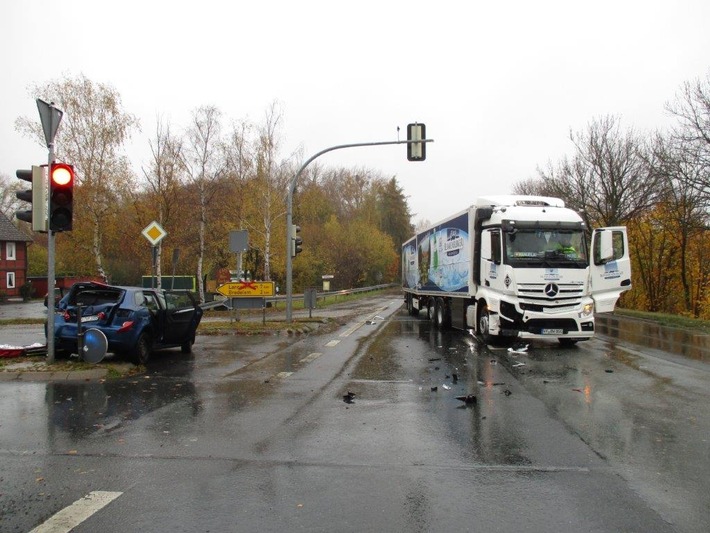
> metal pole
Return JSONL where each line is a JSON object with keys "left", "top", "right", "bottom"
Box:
{"left": 285, "top": 138, "right": 433, "bottom": 322}
{"left": 46, "top": 144, "right": 56, "bottom": 363}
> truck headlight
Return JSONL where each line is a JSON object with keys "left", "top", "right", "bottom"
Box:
{"left": 580, "top": 302, "right": 594, "bottom": 317}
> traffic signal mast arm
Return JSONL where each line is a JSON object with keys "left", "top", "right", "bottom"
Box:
{"left": 285, "top": 129, "right": 433, "bottom": 322}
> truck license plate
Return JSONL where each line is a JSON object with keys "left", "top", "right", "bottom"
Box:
{"left": 541, "top": 328, "right": 563, "bottom": 335}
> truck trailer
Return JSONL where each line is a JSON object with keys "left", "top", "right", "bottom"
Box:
{"left": 402, "top": 195, "right": 632, "bottom": 344}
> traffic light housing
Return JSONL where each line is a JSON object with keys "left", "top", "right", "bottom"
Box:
{"left": 407, "top": 123, "right": 426, "bottom": 161}
{"left": 49, "top": 162, "right": 74, "bottom": 232}
{"left": 15, "top": 166, "right": 47, "bottom": 232}
{"left": 290, "top": 224, "right": 303, "bottom": 257}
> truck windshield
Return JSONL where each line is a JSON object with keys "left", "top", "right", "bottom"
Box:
{"left": 504, "top": 229, "right": 588, "bottom": 267}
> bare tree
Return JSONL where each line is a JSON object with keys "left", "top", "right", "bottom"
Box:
{"left": 666, "top": 71, "right": 710, "bottom": 200}
{"left": 182, "top": 105, "right": 224, "bottom": 303}
{"left": 139, "top": 116, "right": 184, "bottom": 288}
{"left": 651, "top": 133, "right": 710, "bottom": 314}
{"left": 241, "top": 101, "right": 293, "bottom": 281}
{"left": 15, "top": 73, "right": 138, "bottom": 282}
{"left": 526, "top": 116, "right": 660, "bottom": 228}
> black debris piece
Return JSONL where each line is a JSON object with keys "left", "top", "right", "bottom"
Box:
{"left": 343, "top": 391, "right": 356, "bottom": 404}
{"left": 455, "top": 394, "right": 477, "bottom": 404}
{"left": 503, "top": 389, "right": 512, "bottom": 396}
{"left": 431, "top": 386, "right": 438, "bottom": 392}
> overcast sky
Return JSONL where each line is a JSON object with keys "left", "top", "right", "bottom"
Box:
{"left": 2, "top": 0, "right": 709, "bottom": 224}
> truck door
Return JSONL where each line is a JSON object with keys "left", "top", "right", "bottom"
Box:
{"left": 481, "top": 228, "right": 505, "bottom": 291}
{"left": 590, "top": 226, "right": 632, "bottom": 313}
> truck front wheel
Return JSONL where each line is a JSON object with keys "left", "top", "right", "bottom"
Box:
{"left": 477, "top": 303, "right": 492, "bottom": 343}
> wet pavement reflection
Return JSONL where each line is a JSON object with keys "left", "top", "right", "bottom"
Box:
{"left": 597, "top": 314, "right": 710, "bottom": 361}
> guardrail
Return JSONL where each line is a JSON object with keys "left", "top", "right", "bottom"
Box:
{"left": 200, "top": 283, "right": 398, "bottom": 311}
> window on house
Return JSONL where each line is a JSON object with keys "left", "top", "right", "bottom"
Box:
{"left": 6, "top": 242, "right": 16, "bottom": 261}
{"left": 7, "top": 272, "right": 16, "bottom": 289}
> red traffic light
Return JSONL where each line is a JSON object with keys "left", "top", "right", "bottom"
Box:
{"left": 49, "top": 162, "right": 74, "bottom": 232}
{"left": 51, "top": 163, "right": 74, "bottom": 186}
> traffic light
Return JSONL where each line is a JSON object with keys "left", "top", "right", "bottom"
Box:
{"left": 15, "top": 166, "right": 47, "bottom": 232}
{"left": 407, "top": 123, "right": 426, "bottom": 161}
{"left": 49, "top": 162, "right": 74, "bottom": 232}
{"left": 290, "top": 224, "right": 303, "bottom": 257}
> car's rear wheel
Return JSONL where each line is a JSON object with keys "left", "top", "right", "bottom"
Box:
{"left": 131, "top": 332, "right": 152, "bottom": 365}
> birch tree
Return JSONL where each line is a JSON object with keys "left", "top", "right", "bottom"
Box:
{"left": 241, "top": 101, "right": 292, "bottom": 281}
{"left": 138, "top": 117, "right": 185, "bottom": 287}
{"left": 182, "top": 105, "right": 224, "bottom": 302}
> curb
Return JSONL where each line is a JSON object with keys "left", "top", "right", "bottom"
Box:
{"left": 0, "top": 368, "right": 108, "bottom": 382}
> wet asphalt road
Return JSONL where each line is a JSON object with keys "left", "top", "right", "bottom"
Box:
{"left": 1, "top": 296, "right": 709, "bottom": 532}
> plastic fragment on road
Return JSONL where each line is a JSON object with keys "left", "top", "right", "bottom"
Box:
{"left": 508, "top": 344, "right": 529, "bottom": 355}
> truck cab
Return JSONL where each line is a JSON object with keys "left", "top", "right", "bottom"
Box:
{"left": 469, "top": 196, "right": 631, "bottom": 343}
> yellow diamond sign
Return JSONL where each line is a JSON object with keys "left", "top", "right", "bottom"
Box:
{"left": 141, "top": 221, "right": 167, "bottom": 246}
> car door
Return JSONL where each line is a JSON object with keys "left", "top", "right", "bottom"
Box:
{"left": 160, "top": 290, "right": 201, "bottom": 345}
{"left": 589, "top": 226, "right": 632, "bottom": 313}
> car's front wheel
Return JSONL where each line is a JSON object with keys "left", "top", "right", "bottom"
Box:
{"left": 131, "top": 332, "right": 152, "bottom": 365}
{"left": 181, "top": 335, "right": 195, "bottom": 354}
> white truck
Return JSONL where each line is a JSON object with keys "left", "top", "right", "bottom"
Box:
{"left": 402, "top": 195, "right": 632, "bottom": 344}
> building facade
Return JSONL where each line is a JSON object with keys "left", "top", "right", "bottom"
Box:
{"left": 0, "top": 213, "right": 33, "bottom": 299}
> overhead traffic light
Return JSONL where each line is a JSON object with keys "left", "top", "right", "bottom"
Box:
{"left": 290, "top": 224, "right": 303, "bottom": 257}
{"left": 407, "top": 123, "right": 426, "bottom": 161}
{"left": 49, "top": 162, "right": 74, "bottom": 232}
{"left": 15, "top": 166, "right": 47, "bottom": 232}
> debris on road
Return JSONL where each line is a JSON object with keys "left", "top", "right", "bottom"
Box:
{"left": 343, "top": 391, "right": 356, "bottom": 404}
{"left": 508, "top": 344, "right": 529, "bottom": 355}
{"left": 455, "top": 394, "right": 477, "bottom": 404}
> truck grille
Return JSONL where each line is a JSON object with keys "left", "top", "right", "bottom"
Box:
{"left": 517, "top": 282, "right": 583, "bottom": 312}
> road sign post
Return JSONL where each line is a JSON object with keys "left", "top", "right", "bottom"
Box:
{"left": 37, "top": 99, "right": 64, "bottom": 363}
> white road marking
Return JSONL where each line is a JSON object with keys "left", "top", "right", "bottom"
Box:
{"left": 340, "top": 322, "right": 364, "bottom": 337}
{"left": 325, "top": 340, "right": 340, "bottom": 347}
{"left": 29, "top": 490, "right": 122, "bottom": 533}
{"left": 300, "top": 352, "right": 322, "bottom": 363}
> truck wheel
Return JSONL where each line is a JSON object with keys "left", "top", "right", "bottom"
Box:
{"left": 407, "top": 295, "right": 419, "bottom": 317}
{"left": 427, "top": 299, "right": 436, "bottom": 322}
{"left": 477, "top": 304, "right": 492, "bottom": 343}
{"left": 435, "top": 297, "right": 450, "bottom": 329}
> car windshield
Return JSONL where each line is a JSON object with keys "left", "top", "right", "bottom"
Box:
{"left": 504, "top": 228, "right": 588, "bottom": 267}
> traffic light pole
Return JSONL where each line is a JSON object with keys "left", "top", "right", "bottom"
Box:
{"left": 36, "top": 99, "right": 64, "bottom": 363}
{"left": 285, "top": 137, "right": 433, "bottom": 322}
{"left": 46, "top": 143, "right": 57, "bottom": 363}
